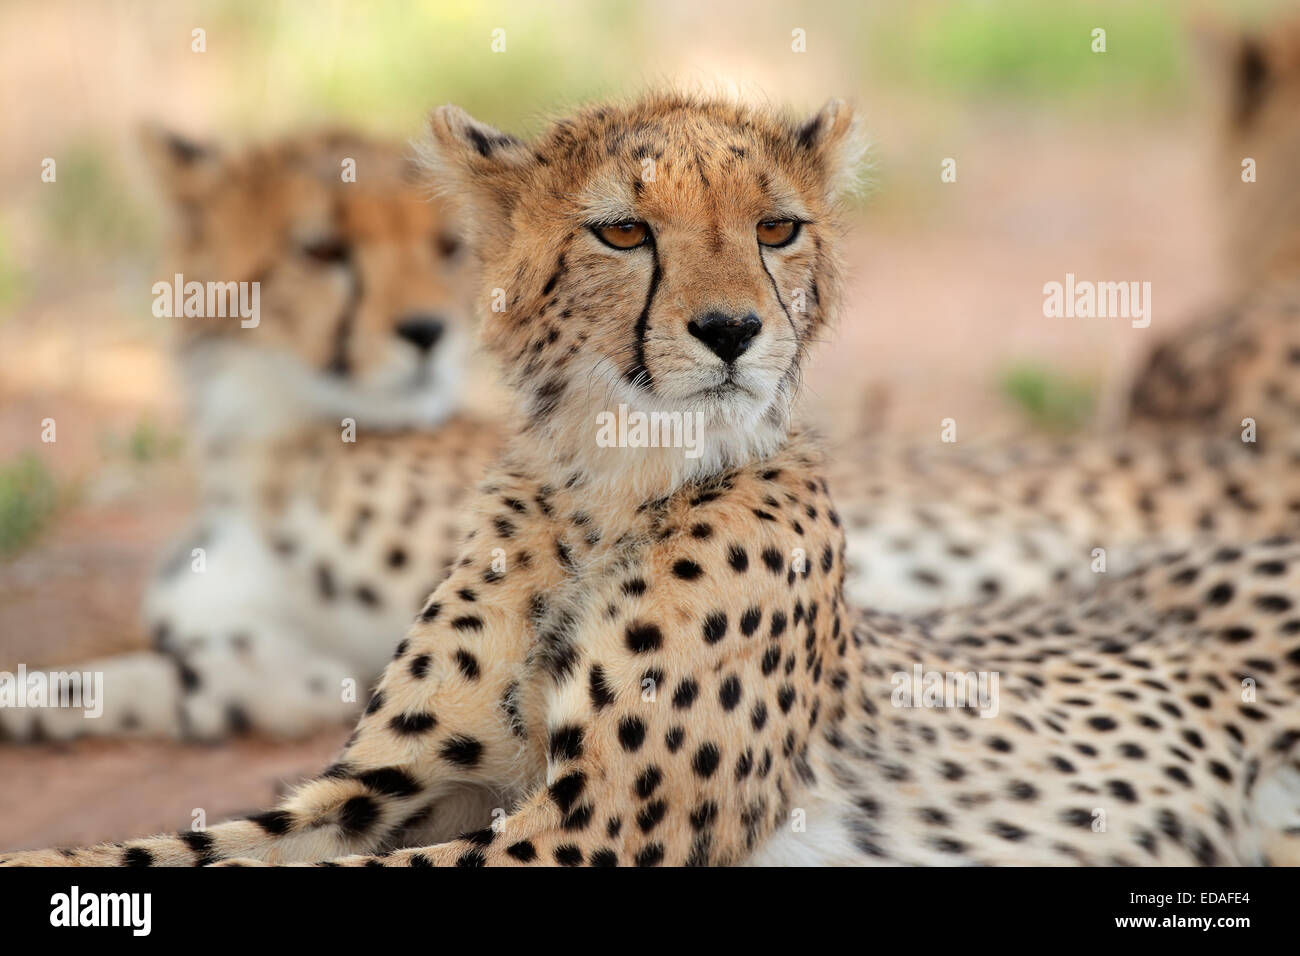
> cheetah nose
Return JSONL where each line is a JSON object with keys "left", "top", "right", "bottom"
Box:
{"left": 687, "top": 311, "right": 762, "bottom": 364}
{"left": 395, "top": 315, "right": 447, "bottom": 353}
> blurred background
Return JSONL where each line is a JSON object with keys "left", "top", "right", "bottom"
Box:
{"left": 0, "top": 0, "right": 1291, "bottom": 850}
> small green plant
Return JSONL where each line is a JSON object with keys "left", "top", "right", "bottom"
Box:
{"left": 0, "top": 454, "right": 59, "bottom": 556}
{"left": 101, "top": 417, "right": 183, "bottom": 464}
{"left": 41, "top": 143, "right": 150, "bottom": 258}
{"left": 0, "top": 222, "right": 26, "bottom": 313}
{"left": 127, "top": 417, "right": 182, "bottom": 463}
{"left": 999, "top": 362, "right": 1097, "bottom": 432}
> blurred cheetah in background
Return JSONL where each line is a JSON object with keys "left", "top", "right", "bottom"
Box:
{"left": 1, "top": 129, "right": 500, "bottom": 742}
{"left": 5, "top": 92, "right": 1297, "bottom": 867}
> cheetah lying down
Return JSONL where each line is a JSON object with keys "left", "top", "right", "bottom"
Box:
{"left": 0, "top": 130, "right": 499, "bottom": 743}
{"left": 4, "top": 93, "right": 1299, "bottom": 867}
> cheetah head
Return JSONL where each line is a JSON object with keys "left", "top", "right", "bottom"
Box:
{"left": 423, "top": 92, "right": 865, "bottom": 492}
{"left": 1202, "top": 17, "right": 1300, "bottom": 286}
{"left": 142, "top": 128, "right": 475, "bottom": 441}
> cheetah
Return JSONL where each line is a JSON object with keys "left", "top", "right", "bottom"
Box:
{"left": 0, "top": 129, "right": 499, "bottom": 742}
{"left": 1202, "top": 15, "right": 1300, "bottom": 296}
{"left": 4, "top": 91, "right": 1297, "bottom": 867}
{"left": 1129, "top": 14, "right": 1300, "bottom": 441}
{"left": 830, "top": 14, "right": 1300, "bottom": 616}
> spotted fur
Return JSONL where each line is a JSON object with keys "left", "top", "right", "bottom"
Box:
{"left": 4, "top": 94, "right": 1297, "bottom": 869}
{"left": 0, "top": 129, "right": 499, "bottom": 742}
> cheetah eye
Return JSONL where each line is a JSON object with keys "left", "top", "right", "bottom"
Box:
{"left": 300, "top": 237, "right": 351, "bottom": 265}
{"left": 592, "top": 221, "right": 650, "bottom": 250}
{"left": 756, "top": 220, "right": 800, "bottom": 248}
{"left": 435, "top": 234, "right": 462, "bottom": 259}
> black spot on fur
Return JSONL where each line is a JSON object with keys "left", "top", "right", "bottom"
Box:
{"left": 719, "top": 675, "right": 742, "bottom": 710}
{"left": 357, "top": 767, "right": 421, "bottom": 797}
{"left": 454, "top": 649, "right": 481, "bottom": 680}
{"left": 588, "top": 665, "right": 616, "bottom": 709}
{"left": 549, "top": 771, "right": 587, "bottom": 813}
{"left": 625, "top": 621, "right": 663, "bottom": 653}
{"left": 673, "top": 559, "right": 703, "bottom": 580}
{"left": 618, "top": 716, "right": 647, "bottom": 752}
{"left": 389, "top": 712, "right": 437, "bottom": 735}
{"left": 248, "top": 810, "right": 294, "bottom": 835}
{"left": 179, "top": 829, "right": 217, "bottom": 866}
{"left": 505, "top": 840, "right": 536, "bottom": 862}
{"left": 728, "top": 545, "right": 749, "bottom": 572}
{"left": 432, "top": 735, "right": 480, "bottom": 768}
{"left": 123, "top": 846, "right": 154, "bottom": 867}
{"left": 692, "top": 743, "right": 721, "bottom": 778}
{"left": 338, "top": 795, "right": 380, "bottom": 835}
{"left": 549, "top": 724, "right": 585, "bottom": 762}
{"left": 553, "top": 844, "right": 584, "bottom": 866}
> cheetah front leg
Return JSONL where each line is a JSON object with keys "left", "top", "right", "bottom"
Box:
{"left": 0, "top": 651, "right": 184, "bottom": 742}
{"left": 0, "top": 513, "right": 362, "bottom": 744}
{"left": 0, "top": 628, "right": 361, "bottom": 743}
{"left": 248, "top": 466, "right": 851, "bottom": 869}
{"left": 0, "top": 487, "right": 565, "bottom": 867}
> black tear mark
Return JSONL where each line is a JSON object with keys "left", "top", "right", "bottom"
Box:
{"left": 1234, "top": 39, "right": 1272, "bottom": 127}
{"left": 625, "top": 240, "right": 661, "bottom": 390}
{"left": 758, "top": 248, "right": 794, "bottom": 332}
{"left": 324, "top": 202, "right": 362, "bottom": 377}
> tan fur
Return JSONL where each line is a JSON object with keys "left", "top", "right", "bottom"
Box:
{"left": 0, "top": 92, "right": 863, "bottom": 863}
{"left": 0, "top": 129, "right": 501, "bottom": 745}
{"left": 5, "top": 94, "right": 1298, "bottom": 869}
{"left": 1202, "top": 17, "right": 1300, "bottom": 291}
{"left": 142, "top": 128, "right": 474, "bottom": 378}
{"left": 1125, "top": 18, "right": 1300, "bottom": 443}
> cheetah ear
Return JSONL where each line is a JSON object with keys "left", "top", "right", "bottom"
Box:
{"left": 1228, "top": 34, "right": 1272, "bottom": 127}
{"left": 794, "top": 99, "right": 870, "bottom": 202}
{"left": 422, "top": 105, "right": 534, "bottom": 243}
{"left": 139, "top": 124, "right": 223, "bottom": 204}
{"left": 1189, "top": 22, "right": 1275, "bottom": 128}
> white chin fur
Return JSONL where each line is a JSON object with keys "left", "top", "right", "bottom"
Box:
{"left": 529, "top": 353, "right": 793, "bottom": 500}
{"left": 185, "top": 336, "right": 466, "bottom": 444}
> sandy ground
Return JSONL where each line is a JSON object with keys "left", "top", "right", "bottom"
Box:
{"left": 0, "top": 84, "right": 1224, "bottom": 852}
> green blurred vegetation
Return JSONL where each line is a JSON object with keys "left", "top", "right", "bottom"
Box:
{"left": 858, "top": 0, "right": 1292, "bottom": 107}
{"left": 999, "top": 362, "right": 1097, "bottom": 432}
{"left": 0, "top": 454, "right": 59, "bottom": 557}
{"left": 863, "top": 0, "right": 1186, "bottom": 105}
{"left": 101, "top": 417, "right": 183, "bottom": 465}
{"left": 0, "top": 221, "right": 25, "bottom": 311}
{"left": 40, "top": 143, "right": 152, "bottom": 259}
{"left": 863, "top": 0, "right": 1298, "bottom": 107}
{"left": 216, "top": 0, "right": 643, "bottom": 133}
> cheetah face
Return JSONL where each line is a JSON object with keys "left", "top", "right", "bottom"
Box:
{"left": 142, "top": 129, "right": 475, "bottom": 437}
{"left": 423, "top": 93, "right": 865, "bottom": 484}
